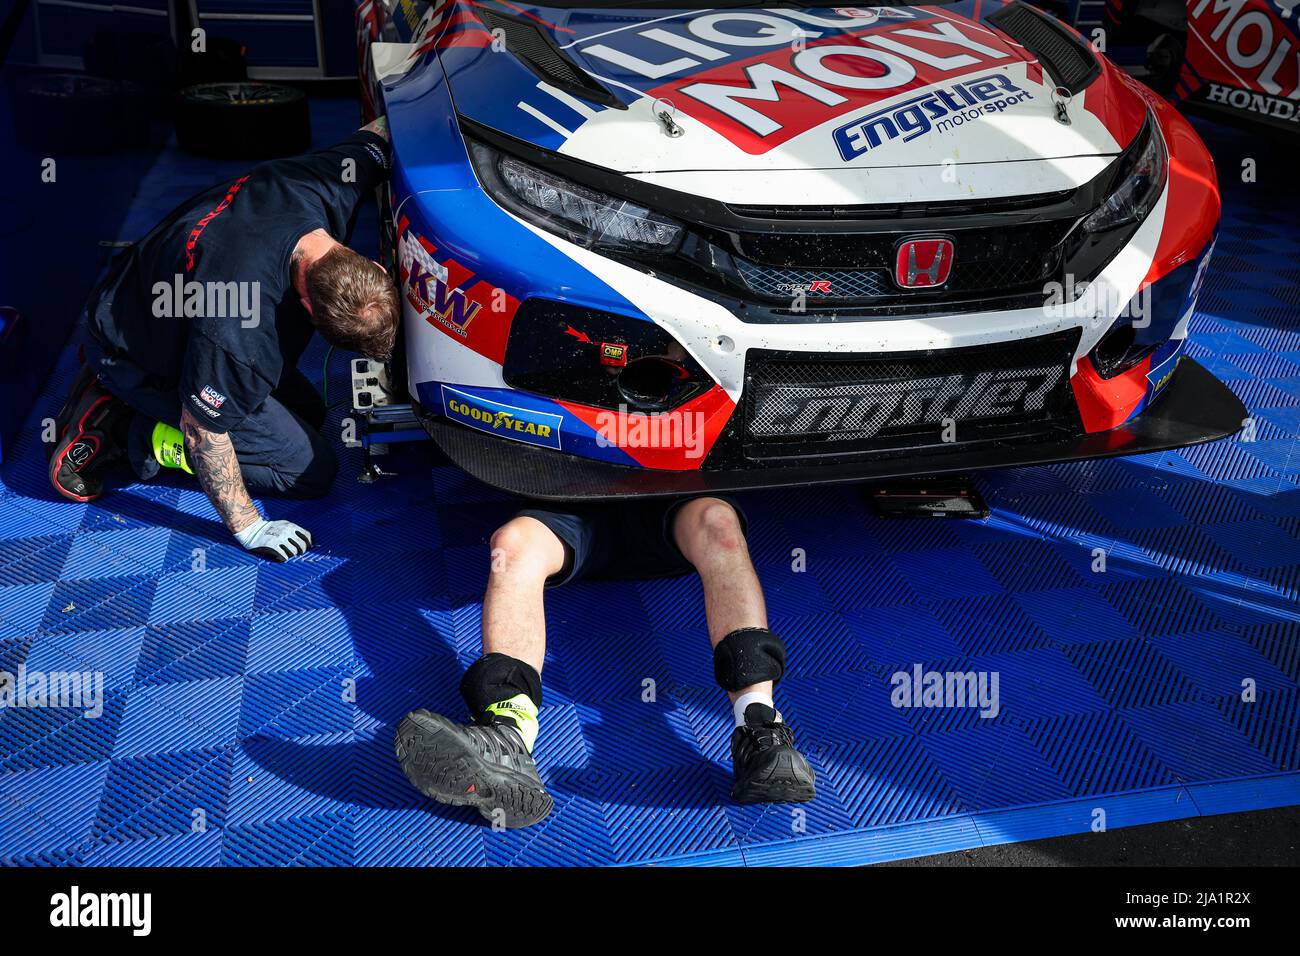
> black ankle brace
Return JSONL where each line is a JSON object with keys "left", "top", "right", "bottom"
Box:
{"left": 460, "top": 652, "right": 543, "bottom": 716}
{"left": 713, "top": 628, "right": 787, "bottom": 692}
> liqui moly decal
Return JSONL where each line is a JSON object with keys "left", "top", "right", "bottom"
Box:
{"left": 573, "top": 9, "right": 1028, "bottom": 154}
{"left": 833, "top": 72, "right": 1032, "bottom": 159}
{"left": 1189, "top": 0, "right": 1300, "bottom": 104}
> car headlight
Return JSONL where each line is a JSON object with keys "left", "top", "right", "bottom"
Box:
{"left": 1082, "top": 111, "right": 1168, "bottom": 233}
{"left": 468, "top": 140, "right": 683, "bottom": 253}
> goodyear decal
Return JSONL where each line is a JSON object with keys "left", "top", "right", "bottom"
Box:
{"left": 1146, "top": 341, "right": 1186, "bottom": 402}
{"left": 441, "top": 385, "right": 563, "bottom": 450}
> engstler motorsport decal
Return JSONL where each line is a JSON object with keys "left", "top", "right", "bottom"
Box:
{"left": 441, "top": 385, "right": 564, "bottom": 449}
{"left": 833, "top": 72, "right": 1032, "bottom": 159}
{"left": 750, "top": 364, "right": 1065, "bottom": 439}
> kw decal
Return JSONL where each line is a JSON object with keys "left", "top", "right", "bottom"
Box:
{"left": 407, "top": 261, "right": 483, "bottom": 337}
{"left": 399, "top": 230, "right": 481, "bottom": 338}
{"left": 394, "top": 221, "right": 518, "bottom": 364}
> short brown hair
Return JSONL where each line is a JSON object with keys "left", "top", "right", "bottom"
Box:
{"left": 305, "top": 246, "right": 399, "bottom": 361}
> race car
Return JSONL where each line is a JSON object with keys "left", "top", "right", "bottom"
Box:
{"left": 1076, "top": 0, "right": 1300, "bottom": 135}
{"left": 355, "top": 0, "right": 1245, "bottom": 500}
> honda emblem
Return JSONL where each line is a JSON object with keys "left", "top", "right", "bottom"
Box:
{"left": 895, "top": 237, "right": 954, "bottom": 289}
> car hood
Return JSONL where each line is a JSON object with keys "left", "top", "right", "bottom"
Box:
{"left": 434, "top": 2, "right": 1149, "bottom": 191}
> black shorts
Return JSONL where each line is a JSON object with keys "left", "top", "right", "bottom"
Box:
{"left": 517, "top": 496, "right": 748, "bottom": 587}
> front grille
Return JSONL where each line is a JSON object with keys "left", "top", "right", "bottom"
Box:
{"left": 734, "top": 260, "right": 891, "bottom": 300}
{"left": 726, "top": 219, "right": 1073, "bottom": 307}
{"left": 742, "top": 329, "right": 1082, "bottom": 460}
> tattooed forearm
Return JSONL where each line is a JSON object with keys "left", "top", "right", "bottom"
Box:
{"left": 361, "top": 114, "right": 389, "bottom": 141}
{"left": 180, "top": 408, "right": 260, "bottom": 534}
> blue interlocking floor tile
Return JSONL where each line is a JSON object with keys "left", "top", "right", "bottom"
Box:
{"left": 0, "top": 535, "right": 74, "bottom": 587}
{"left": 0, "top": 106, "right": 1297, "bottom": 865}
{"left": 919, "top": 721, "right": 1074, "bottom": 810}
{"left": 26, "top": 626, "right": 146, "bottom": 693}
{"left": 1212, "top": 688, "right": 1300, "bottom": 770}
{"left": 133, "top": 619, "right": 251, "bottom": 688}
{"left": 228, "top": 734, "right": 358, "bottom": 830}
{"left": 93, "top": 747, "right": 234, "bottom": 844}
{"left": 1241, "top": 624, "right": 1300, "bottom": 684}
{"left": 112, "top": 678, "right": 243, "bottom": 759}
{"left": 1120, "top": 701, "right": 1280, "bottom": 781}
{"left": 149, "top": 567, "right": 258, "bottom": 625}
{"left": 970, "top": 648, "right": 1111, "bottom": 721}
{"left": 0, "top": 581, "right": 57, "bottom": 639}
{"left": 61, "top": 528, "right": 174, "bottom": 580}
{"left": 1023, "top": 710, "right": 1176, "bottom": 795}
{"left": 0, "top": 693, "right": 128, "bottom": 773}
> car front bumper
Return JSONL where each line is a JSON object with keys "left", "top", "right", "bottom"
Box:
{"left": 417, "top": 357, "right": 1245, "bottom": 501}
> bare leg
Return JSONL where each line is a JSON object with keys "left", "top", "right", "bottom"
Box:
{"left": 672, "top": 498, "right": 815, "bottom": 803}
{"left": 481, "top": 516, "right": 567, "bottom": 674}
{"left": 393, "top": 516, "right": 566, "bottom": 830}
{"left": 672, "top": 497, "right": 771, "bottom": 704}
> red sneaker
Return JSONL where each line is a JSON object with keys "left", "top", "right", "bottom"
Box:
{"left": 48, "top": 366, "right": 129, "bottom": 502}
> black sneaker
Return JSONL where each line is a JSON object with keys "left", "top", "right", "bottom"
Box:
{"left": 48, "top": 365, "right": 130, "bottom": 503}
{"left": 730, "top": 703, "right": 816, "bottom": 804}
{"left": 396, "top": 709, "right": 553, "bottom": 829}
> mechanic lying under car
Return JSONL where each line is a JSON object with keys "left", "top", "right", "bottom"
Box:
{"left": 396, "top": 496, "right": 816, "bottom": 827}
{"left": 48, "top": 116, "right": 399, "bottom": 562}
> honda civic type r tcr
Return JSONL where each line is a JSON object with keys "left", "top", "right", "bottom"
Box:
{"left": 355, "top": 0, "right": 1245, "bottom": 499}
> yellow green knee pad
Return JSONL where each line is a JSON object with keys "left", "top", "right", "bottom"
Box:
{"left": 151, "top": 422, "right": 193, "bottom": 475}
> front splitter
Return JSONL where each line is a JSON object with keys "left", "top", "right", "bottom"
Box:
{"left": 417, "top": 358, "right": 1247, "bottom": 501}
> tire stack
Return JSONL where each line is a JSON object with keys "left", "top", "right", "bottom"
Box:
{"left": 13, "top": 73, "right": 148, "bottom": 154}
{"left": 12, "top": 30, "right": 311, "bottom": 159}
{"left": 175, "top": 81, "right": 312, "bottom": 159}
